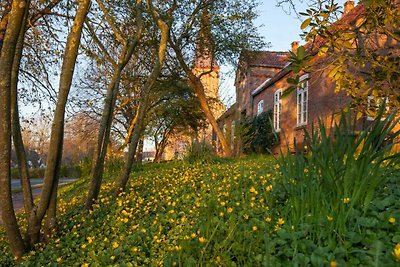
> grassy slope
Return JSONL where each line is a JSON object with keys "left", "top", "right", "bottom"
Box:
{"left": 1, "top": 156, "right": 399, "bottom": 266}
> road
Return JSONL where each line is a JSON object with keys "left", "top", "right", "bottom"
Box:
{"left": 0, "top": 179, "right": 76, "bottom": 224}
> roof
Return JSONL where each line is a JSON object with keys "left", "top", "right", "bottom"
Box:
{"left": 217, "top": 103, "right": 237, "bottom": 122}
{"left": 240, "top": 51, "right": 290, "bottom": 68}
{"left": 253, "top": 1, "right": 368, "bottom": 97}
{"left": 304, "top": 2, "right": 366, "bottom": 51}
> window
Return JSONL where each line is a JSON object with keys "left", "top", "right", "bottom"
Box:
{"left": 367, "top": 95, "right": 389, "bottom": 121}
{"left": 257, "top": 100, "right": 264, "bottom": 115}
{"left": 231, "top": 121, "right": 235, "bottom": 150}
{"left": 297, "top": 74, "right": 309, "bottom": 126}
{"left": 273, "top": 90, "right": 282, "bottom": 131}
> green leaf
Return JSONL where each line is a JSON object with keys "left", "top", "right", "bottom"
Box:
{"left": 301, "top": 18, "right": 312, "bottom": 30}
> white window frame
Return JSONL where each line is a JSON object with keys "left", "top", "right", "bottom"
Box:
{"left": 231, "top": 121, "right": 235, "bottom": 150}
{"left": 367, "top": 95, "right": 389, "bottom": 121}
{"left": 257, "top": 100, "right": 264, "bottom": 115}
{"left": 273, "top": 89, "right": 282, "bottom": 132}
{"left": 297, "top": 74, "right": 309, "bottom": 127}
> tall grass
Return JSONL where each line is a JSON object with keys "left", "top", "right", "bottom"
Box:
{"left": 276, "top": 107, "right": 400, "bottom": 240}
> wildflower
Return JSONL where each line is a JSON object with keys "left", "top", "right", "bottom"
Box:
{"left": 199, "top": 237, "right": 206, "bottom": 243}
{"left": 57, "top": 257, "right": 62, "bottom": 263}
{"left": 252, "top": 225, "right": 257, "bottom": 231}
{"left": 330, "top": 260, "right": 337, "bottom": 267}
{"left": 81, "top": 244, "right": 87, "bottom": 249}
{"left": 389, "top": 217, "right": 396, "bottom": 224}
{"left": 227, "top": 207, "right": 233, "bottom": 213}
{"left": 110, "top": 255, "right": 115, "bottom": 261}
{"left": 249, "top": 186, "right": 257, "bottom": 194}
{"left": 191, "top": 233, "right": 197, "bottom": 238}
{"left": 277, "top": 218, "right": 285, "bottom": 225}
{"left": 81, "top": 264, "right": 89, "bottom": 267}
{"left": 265, "top": 217, "right": 272, "bottom": 223}
{"left": 343, "top": 197, "right": 350, "bottom": 204}
{"left": 327, "top": 215, "right": 333, "bottom": 221}
{"left": 112, "top": 242, "right": 119, "bottom": 249}
{"left": 216, "top": 256, "right": 221, "bottom": 263}
{"left": 393, "top": 243, "right": 400, "bottom": 261}
{"left": 266, "top": 185, "right": 273, "bottom": 192}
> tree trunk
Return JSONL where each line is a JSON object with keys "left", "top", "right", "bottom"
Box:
{"left": 11, "top": 1, "right": 34, "bottom": 215}
{"left": 86, "top": 66, "right": 123, "bottom": 209}
{"left": 85, "top": 2, "right": 144, "bottom": 209}
{"left": 0, "top": 0, "right": 29, "bottom": 259}
{"left": 154, "top": 135, "right": 169, "bottom": 162}
{"left": 26, "top": 0, "right": 91, "bottom": 245}
{"left": 135, "top": 136, "right": 144, "bottom": 163}
{"left": 172, "top": 45, "right": 231, "bottom": 156}
{"left": 44, "top": 181, "right": 58, "bottom": 241}
{"left": 115, "top": 13, "right": 170, "bottom": 194}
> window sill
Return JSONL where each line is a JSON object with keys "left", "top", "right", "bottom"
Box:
{"left": 295, "top": 124, "right": 307, "bottom": 130}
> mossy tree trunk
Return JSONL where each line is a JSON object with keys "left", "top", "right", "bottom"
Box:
{"left": 0, "top": 0, "right": 29, "bottom": 259}
{"left": 85, "top": 1, "right": 143, "bottom": 210}
{"left": 25, "top": 0, "right": 91, "bottom": 246}
{"left": 115, "top": 0, "right": 171, "bottom": 193}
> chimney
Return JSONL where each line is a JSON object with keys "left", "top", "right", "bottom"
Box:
{"left": 291, "top": 41, "right": 299, "bottom": 53}
{"left": 344, "top": 1, "right": 355, "bottom": 15}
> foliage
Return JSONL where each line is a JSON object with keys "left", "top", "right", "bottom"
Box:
{"left": 270, "top": 108, "right": 400, "bottom": 264}
{"left": 1, "top": 153, "right": 399, "bottom": 266}
{"left": 184, "top": 140, "right": 216, "bottom": 164}
{"left": 288, "top": 0, "right": 400, "bottom": 109}
{"left": 238, "top": 110, "right": 279, "bottom": 154}
{"left": 145, "top": 79, "right": 207, "bottom": 161}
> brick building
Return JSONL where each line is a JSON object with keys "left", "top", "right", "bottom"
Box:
{"left": 217, "top": 0, "right": 400, "bottom": 154}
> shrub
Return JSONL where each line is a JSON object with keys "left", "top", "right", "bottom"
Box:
{"left": 184, "top": 140, "right": 215, "bottom": 163}
{"left": 238, "top": 110, "right": 279, "bottom": 154}
{"left": 275, "top": 107, "right": 400, "bottom": 239}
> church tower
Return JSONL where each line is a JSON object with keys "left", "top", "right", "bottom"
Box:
{"left": 192, "top": 9, "right": 226, "bottom": 143}
{"left": 161, "top": 8, "right": 225, "bottom": 160}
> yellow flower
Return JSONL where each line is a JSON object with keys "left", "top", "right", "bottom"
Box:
{"left": 327, "top": 215, "right": 333, "bottom": 221}
{"left": 249, "top": 186, "right": 257, "bottom": 194}
{"left": 265, "top": 217, "right": 272, "bottom": 223}
{"left": 389, "top": 217, "right": 396, "bottom": 224}
{"left": 277, "top": 218, "right": 285, "bottom": 225}
{"left": 81, "top": 244, "right": 87, "bottom": 249}
{"left": 393, "top": 243, "right": 400, "bottom": 261}
{"left": 330, "top": 260, "right": 337, "bottom": 267}
{"left": 81, "top": 264, "right": 89, "bottom": 267}
{"left": 252, "top": 225, "right": 257, "bottom": 231}
{"left": 112, "top": 241, "right": 119, "bottom": 249}
{"left": 216, "top": 256, "right": 221, "bottom": 263}
{"left": 57, "top": 257, "right": 62, "bottom": 263}
{"left": 227, "top": 207, "right": 233, "bottom": 213}
{"left": 199, "top": 237, "right": 206, "bottom": 243}
{"left": 343, "top": 197, "right": 350, "bottom": 204}
{"left": 110, "top": 255, "right": 115, "bottom": 261}
{"left": 266, "top": 185, "right": 273, "bottom": 192}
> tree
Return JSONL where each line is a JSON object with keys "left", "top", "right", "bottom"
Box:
{"left": 85, "top": 0, "right": 144, "bottom": 210}
{"left": 114, "top": 0, "right": 173, "bottom": 194}
{"left": 145, "top": 79, "right": 206, "bottom": 162}
{"left": 281, "top": 0, "right": 400, "bottom": 112}
{"left": 168, "top": 0, "right": 265, "bottom": 157}
{"left": 1, "top": 0, "right": 91, "bottom": 258}
{"left": 0, "top": 0, "right": 30, "bottom": 259}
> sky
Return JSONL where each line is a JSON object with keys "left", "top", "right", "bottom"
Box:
{"left": 219, "top": 0, "right": 347, "bottom": 106}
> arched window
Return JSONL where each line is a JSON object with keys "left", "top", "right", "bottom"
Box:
{"left": 274, "top": 89, "right": 282, "bottom": 131}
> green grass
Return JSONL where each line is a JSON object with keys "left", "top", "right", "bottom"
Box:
{"left": 1, "top": 154, "right": 399, "bottom": 266}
